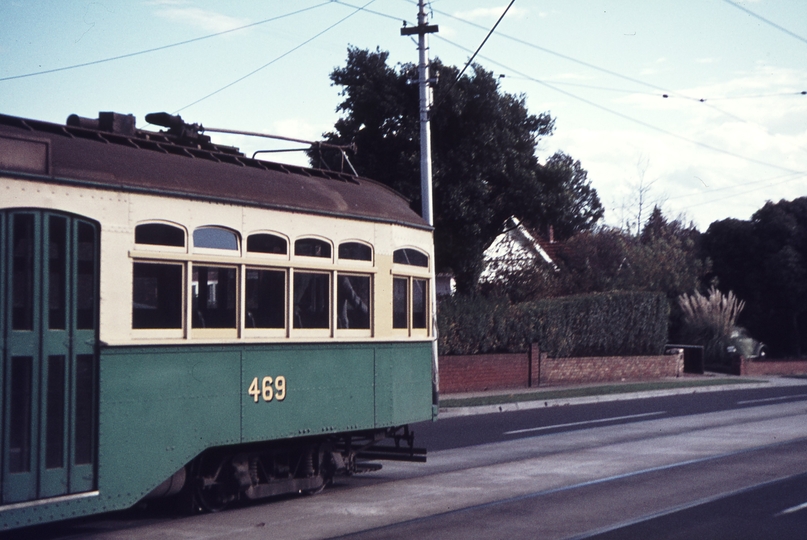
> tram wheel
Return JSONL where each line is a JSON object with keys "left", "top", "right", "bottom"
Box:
{"left": 190, "top": 454, "right": 237, "bottom": 513}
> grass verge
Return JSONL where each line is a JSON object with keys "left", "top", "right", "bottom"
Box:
{"left": 440, "top": 378, "right": 766, "bottom": 408}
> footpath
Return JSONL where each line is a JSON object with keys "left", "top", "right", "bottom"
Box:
{"left": 438, "top": 374, "right": 807, "bottom": 418}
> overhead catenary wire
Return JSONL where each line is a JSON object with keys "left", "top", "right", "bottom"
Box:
{"left": 324, "top": 1, "right": 807, "bottom": 189}
{"left": 722, "top": 0, "right": 807, "bottom": 47}
{"left": 431, "top": 0, "right": 516, "bottom": 114}
{"left": 421, "top": 3, "right": 776, "bottom": 126}
{"left": 433, "top": 33, "right": 806, "bottom": 176}
{"left": 0, "top": 3, "right": 332, "bottom": 82}
{"left": 172, "top": 0, "right": 379, "bottom": 114}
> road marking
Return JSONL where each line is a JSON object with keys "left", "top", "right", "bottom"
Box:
{"left": 777, "top": 501, "right": 807, "bottom": 517}
{"left": 737, "top": 394, "right": 807, "bottom": 405}
{"left": 503, "top": 411, "right": 666, "bottom": 435}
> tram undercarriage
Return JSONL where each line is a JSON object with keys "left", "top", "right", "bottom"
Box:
{"left": 145, "top": 426, "right": 426, "bottom": 513}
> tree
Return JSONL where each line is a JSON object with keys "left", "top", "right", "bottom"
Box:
{"left": 313, "top": 47, "right": 603, "bottom": 293}
{"left": 702, "top": 197, "right": 807, "bottom": 357}
{"left": 483, "top": 208, "right": 708, "bottom": 330}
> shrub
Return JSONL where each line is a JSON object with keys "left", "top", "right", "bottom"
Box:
{"left": 678, "top": 286, "right": 744, "bottom": 364}
{"left": 438, "top": 291, "right": 669, "bottom": 357}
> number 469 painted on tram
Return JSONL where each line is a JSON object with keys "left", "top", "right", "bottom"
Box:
{"left": 248, "top": 376, "right": 287, "bottom": 403}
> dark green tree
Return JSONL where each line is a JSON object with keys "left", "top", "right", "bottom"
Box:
{"left": 703, "top": 197, "right": 807, "bottom": 357}
{"left": 313, "top": 47, "right": 603, "bottom": 293}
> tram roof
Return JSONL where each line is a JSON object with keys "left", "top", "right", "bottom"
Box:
{"left": 0, "top": 112, "right": 430, "bottom": 230}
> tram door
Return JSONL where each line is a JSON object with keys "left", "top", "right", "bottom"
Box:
{"left": 1, "top": 211, "right": 98, "bottom": 504}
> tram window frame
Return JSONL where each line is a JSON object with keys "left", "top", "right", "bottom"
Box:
{"left": 244, "top": 267, "right": 287, "bottom": 336}
{"left": 134, "top": 222, "right": 186, "bottom": 251}
{"left": 193, "top": 226, "right": 240, "bottom": 255}
{"left": 336, "top": 272, "right": 372, "bottom": 335}
{"left": 131, "top": 261, "right": 184, "bottom": 335}
{"left": 294, "top": 238, "right": 332, "bottom": 260}
{"left": 338, "top": 241, "right": 373, "bottom": 263}
{"left": 246, "top": 232, "right": 288, "bottom": 257}
{"left": 391, "top": 275, "right": 430, "bottom": 336}
{"left": 393, "top": 248, "right": 429, "bottom": 268}
{"left": 191, "top": 264, "right": 239, "bottom": 338}
{"left": 291, "top": 270, "right": 331, "bottom": 335}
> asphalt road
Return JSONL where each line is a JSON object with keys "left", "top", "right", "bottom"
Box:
{"left": 10, "top": 378, "right": 807, "bottom": 539}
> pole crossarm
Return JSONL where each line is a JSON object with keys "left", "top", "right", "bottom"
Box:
{"left": 400, "top": 24, "right": 439, "bottom": 36}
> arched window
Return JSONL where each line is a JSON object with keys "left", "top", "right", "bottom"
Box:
{"left": 194, "top": 226, "right": 239, "bottom": 251}
{"left": 294, "top": 238, "right": 331, "bottom": 258}
{"left": 393, "top": 248, "right": 428, "bottom": 267}
{"left": 247, "top": 233, "right": 287, "bottom": 255}
{"left": 135, "top": 223, "right": 185, "bottom": 247}
{"left": 338, "top": 242, "right": 372, "bottom": 261}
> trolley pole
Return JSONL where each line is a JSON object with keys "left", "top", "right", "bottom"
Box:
{"left": 401, "top": 0, "right": 438, "bottom": 226}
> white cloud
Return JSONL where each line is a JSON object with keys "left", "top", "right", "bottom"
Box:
{"left": 541, "top": 65, "right": 807, "bottom": 230}
{"left": 152, "top": 3, "right": 249, "bottom": 33}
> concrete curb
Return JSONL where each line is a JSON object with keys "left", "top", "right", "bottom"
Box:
{"left": 438, "top": 376, "right": 807, "bottom": 418}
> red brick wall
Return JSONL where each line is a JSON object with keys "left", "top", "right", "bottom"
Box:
{"left": 438, "top": 346, "right": 684, "bottom": 393}
{"left": 740, "top": 359, "right": 807, "bottom": 376}
{"left": 439, "top": 352, "right": 529, "bottom": 393}
{"left": 538, "top": 354, "right": 683, "bottom": 385}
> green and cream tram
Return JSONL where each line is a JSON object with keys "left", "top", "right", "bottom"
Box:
{"left": 0, "top": 111, "right": 436, "bottom": 529}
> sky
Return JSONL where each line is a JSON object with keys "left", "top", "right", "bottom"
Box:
{"left": 2, "top": 0, "right": 806, "bottom": 232}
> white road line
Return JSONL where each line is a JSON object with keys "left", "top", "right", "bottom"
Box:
{"left": 737, "top": 394, "right": 807, "bottom": 405}
{"left": 777, "top": 501, "right": 807, "bottom": 517}
{"left": 503, "top": 411, "right": 666, "bottom": 435}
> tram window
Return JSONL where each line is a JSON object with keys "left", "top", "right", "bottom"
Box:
{"left": 48, "top": 215, "right": 67, "bottom": 330}
{"left": 338, "top": 242, "right": 372, "bottom": 261}
{"left": 194, "top": 227, "right": 238, "bottom": 251}
{"left": 245, "top": 269, "right": 285, "bottom": 328}
{"left": 192, "top": 266, "right": 237, "bottom": 328}
{"left": 135, "top": 223, "right": 185, "bottom": 247}
{"left": 247, "top": 233, "right": 287, "bottom": 255}
{"left": 74, "top": 354, "right": 95, "bottom": 465}
{"left": 393, "top": 248, "right": 428, "bottom": 267}
{"left": 45, "top": 355, "right": 66, "bottom": 469}
{"left": 76, "top": 221, "right": 97, "bottom": 330}
{"left": 293, "top": 272, "right": 330, "bottom": 329}
{"left": 413, "top": 278, "right": 428, "bottom": 329}
{"left": 337, "top": 274, "right": 371, "bottom": 329}
{"left": 295, "top": 238, "right": 331, "bottom": 258}
{"left": 12, "top": 213, "right": 35, "bottom": 331}
{"left": 132, "top": 263, "right": 183, "bottom": 329}
{"left": 393, "top": 277, "right": 408, "bottom": 329}
{"left": 9, "top": 356, "right": 33, "bottom": 473}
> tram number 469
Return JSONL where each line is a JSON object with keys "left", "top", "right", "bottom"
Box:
{"left": 248, "top": 376, "right": 287, "bottom": 403}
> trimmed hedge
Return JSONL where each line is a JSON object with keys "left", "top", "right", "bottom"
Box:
{"left": 438, "top": 291, "right": 669, "bottom": 357}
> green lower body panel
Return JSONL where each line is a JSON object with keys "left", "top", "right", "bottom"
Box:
{"left": 0, "top": 340, "right": 434, "bottom": 530}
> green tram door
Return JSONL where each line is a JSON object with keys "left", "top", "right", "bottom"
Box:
{"left": 1, "top": 210, "right": 98, "bottom": 504}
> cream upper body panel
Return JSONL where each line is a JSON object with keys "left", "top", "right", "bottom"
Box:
{"left": 2, "top": 176, "right": 434, "bottom": 346}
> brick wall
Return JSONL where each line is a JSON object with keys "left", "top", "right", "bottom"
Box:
{"left": 739, "top": 359, "right": 807, "bottom": 376}
{"left": 439, "top": 352, "right": 530, "bottom": 393}
{"left": 439, "top": 345, "right": 684, "bottom": 393}
{"left": 538, "top": 353, "right": 683, "bottom": 385}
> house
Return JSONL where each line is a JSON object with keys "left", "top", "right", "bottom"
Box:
{"left": 480, "top": 217, "right": 559, "bottom": 284}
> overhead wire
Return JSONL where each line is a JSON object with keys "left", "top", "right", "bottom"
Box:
{"left": 0, "top": 3, "right": 332, "bottom": 82}
{"left": 420, "top": 2, "right": 777, "bottom": 126}
{"left": 722, "top": 0, "right": 807, "bottom": 47}
{"left": 432, "top": 0, "right": 516, "bottom": 114}
{"left": 433, "top": 33, "right": 805, "bottom": 175}
{"left": 327, "top": 0, "right": 806, "bottom": 177}
{"left": 665, "top": 171, "right": 804, "bottom": 202}
{"left": 172, "top": 0, "right": 379, "bottom": 114}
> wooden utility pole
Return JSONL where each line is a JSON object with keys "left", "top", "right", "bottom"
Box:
{"left": 401, "top": 0, "right": 438, "bottom": 226}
